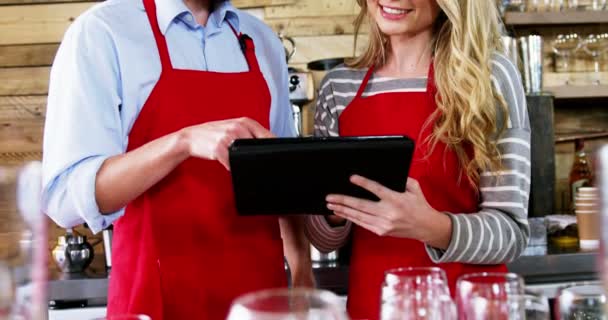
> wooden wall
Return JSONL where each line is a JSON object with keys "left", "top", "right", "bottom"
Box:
{"left": 0, "top": 0, "right": 365, "bottom": 268}
{"left": 1, "top": 0, "right": 605, "bottom": 262}
{"left": 0, "top": 0, "right": 364, "bottom": 165}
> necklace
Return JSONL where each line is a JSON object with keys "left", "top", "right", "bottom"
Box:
{"left": 403, "top": 42, "right": 431, "bottom": 72}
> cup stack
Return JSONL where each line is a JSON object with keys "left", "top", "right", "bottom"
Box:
{"left": 575, "top": 187, "right": 601, "bottom": 251}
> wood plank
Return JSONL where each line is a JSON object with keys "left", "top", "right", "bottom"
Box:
{"left": 265, "top": 0, "right": 360, "bottom": 19}
{"left": 289, "top": 34, "right": 368, "bottom": 65}
{"left": 0, "top": 67, "right": 50, "bottom": 96}
{"left": 0, "top": 96, "right": 47, "bottom": 119}
{"left": 0, "top": 119, "right": 44, "bottom": 153}
{"left": 545, "top": 85, "right": 608, "bottom": 99}
{"left": 505, "top": 11, "right": 608, "bottom": 25}
{"left": 267, "top": 15, "right": 366, "bottom": 36}
{"left": 0, "top": 3, "right": 93, "bottom": 45}
{"left": 0, "top": 96, "right": 46, "bottom": 160}
{"left": 0, "top": 151, "right": 42, "bottom": 165}
{"left": 0, "top": 44, "right": 59, "bottom": 67}
{"left": 233, "top": 0, "right": 295, "bottom": 8}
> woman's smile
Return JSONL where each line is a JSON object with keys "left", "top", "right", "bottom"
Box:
{"left": 378, "top": 3, "right": 413, "bottom": 20}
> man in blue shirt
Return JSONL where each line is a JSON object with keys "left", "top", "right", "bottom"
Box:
{"left": 41, "top": 0, "right": 311, "bottom": 318}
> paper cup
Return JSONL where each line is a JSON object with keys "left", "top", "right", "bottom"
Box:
{"left": 576, "top": 210, "right": 600, "bottom": 250}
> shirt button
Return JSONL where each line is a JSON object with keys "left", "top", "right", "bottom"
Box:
{"left": 185, "top": 14, "right": 193, "bottom": 22}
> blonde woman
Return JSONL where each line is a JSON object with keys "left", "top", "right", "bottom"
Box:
{"left": 305, "top": 0, "right": 530, "bottom": 318}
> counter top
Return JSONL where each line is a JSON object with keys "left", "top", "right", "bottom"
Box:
{"left": 48, "top": 247, "right": 599, "bottom": 308}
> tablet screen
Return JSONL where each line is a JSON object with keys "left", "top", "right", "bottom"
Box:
{"left": 229, "top": 136, "right": 415, "bottom": 215}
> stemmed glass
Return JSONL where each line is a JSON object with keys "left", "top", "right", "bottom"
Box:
{"left": 0, "top": 163, "right": 45, "bottom": 319}
{"left": 552, "top": 33, "right": 583, "bottom": 84}
{"left": 226, "top": 288, "right": 348, "bottom": 320}
{"left": 380, "top": 267, "right": 456, "bottom": 320}
{"left": 521, "top": 293, "right": 551, "bottom": 320}
{"left": 555, "top": 284, "right": 607, "bottom": 320}
{"left": 582, "top": 34, "right": 608, "bottom": 84}
{"left": 456, "top": 272, "right": 526, "bottom": 320}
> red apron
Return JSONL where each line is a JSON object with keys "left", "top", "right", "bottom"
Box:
{"left": 107, "top": 1, "right": 287, "bottom": 318}
{"left": 339, "top": 64, "right": 507, "bottom": 320}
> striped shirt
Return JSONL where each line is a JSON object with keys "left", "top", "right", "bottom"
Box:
{"left": 305, "top": 53, "right": 531, "bottom": 264}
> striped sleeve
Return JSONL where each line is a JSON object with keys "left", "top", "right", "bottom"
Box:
{"left": 305, "top": 71, "right": 353, "bottom": 252}
{"left": 425, "top": 53, "right": 531, "bottom": 264}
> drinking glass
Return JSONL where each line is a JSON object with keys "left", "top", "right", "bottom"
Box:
{"left": 527, "top": 0, "right": 553, "bottom": 11}
{"left": 582, "top": 34, "right": 608, "bottom": 84}
{"left": 556, "top": 284, "right": 607, "bottom": 320}
{"left": 456, "top": 272, "right": 525, "bottom": 320}
{"left": 522, "top": 293, "right": 551, "bottom": 320}
{"left": 226, "top": 288, "right": 348, "bottom": 320}
{"left": 552, "top": 33, "right": 583, "bottom": 84}
{"left": 549, "top": 0, "right": 566, "bottom": 11}
{"left": 601, "top": 33, "right": 608, "bottom": 72}
{"left": 0, "top": 163, "right": 45, "bottom": 319}
{"left": 380, "top": 267, "right": 456, "bottom": 320}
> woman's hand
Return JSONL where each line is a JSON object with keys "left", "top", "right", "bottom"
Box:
{"left": 326, "top": 175, "right": 453, "bottom": 250}
{"left": 181, "top": 117, "right": 274, "bottom": 170}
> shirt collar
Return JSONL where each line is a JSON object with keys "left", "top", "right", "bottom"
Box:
{"left": 211, "top": 1, "right": 240, "bottom": 31}
{"left": 138, "top": 0, "right": 240, "bottom": 35}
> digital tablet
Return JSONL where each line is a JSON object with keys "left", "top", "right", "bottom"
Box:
{"left": 228, "top": 136, "right": 415, "bottom": 215}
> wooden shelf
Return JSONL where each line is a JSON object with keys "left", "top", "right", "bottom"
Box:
{"left": 544, "top": 85, "right": 608, "bottom": 98}
{"left": 555, "top": 128, "right": 608, "bottom": 142}
{"left": 504, "top": 11, "right": 608, "bottom": 25}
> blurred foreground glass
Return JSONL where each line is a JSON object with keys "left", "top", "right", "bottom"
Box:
{"left": 92, "top": 315, "right": 151, "bottom": 320}
{"left": 556, "top": 284, "right": 607, "bottom": 319}
{"left": 226, "top": 288, "right": 348, "bottom": 320}
{"left": 456, "top": 272, "right": 525, "bottom": 320}
{"left": 522, "top": 293, "right": 551, "bottom": 320}
{"left": 0, "top": 163, "right": 45, "bottom": 320}
{"left": 380, "top": 267, "right": 456, "bottom": 320}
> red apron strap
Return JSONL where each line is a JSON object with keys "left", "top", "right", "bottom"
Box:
{"left": 226, "top": 21, "right": 262, "bottom": 74}
{"left": 143, "top": 0, "right": 173, "bottom": 71}
{"left": 355, "top": 65, "right": 375, "bottom": 99}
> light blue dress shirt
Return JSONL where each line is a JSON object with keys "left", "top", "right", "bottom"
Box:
{"left": 42, "top": 0, "right": 296, "bottom": 233}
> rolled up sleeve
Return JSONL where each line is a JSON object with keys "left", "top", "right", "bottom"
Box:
{"left": 42, "top": 12, "right": 125, "bottom": 234}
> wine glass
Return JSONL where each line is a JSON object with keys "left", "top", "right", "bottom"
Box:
{"left": 226, "top": 288, "right": 348, "bottom": 320}
{"left": 582, "top": 34, "right": 608, "bottom": 85}
{"left": 380, "top": 267, "right": 456, "bottom": 320}
{"left": 456, "top": 272, "right": 525, "bottom": 320}
{"left": 552, "top": 33, "right": 583, "bottom": 84}
{"left": 522, "top": 293, "right": 551, "bottom": 320}
{"left": 0, "top": 163, "right": 45, "bottom": 319}
{"left": 556, "top": 284, "right": 607, "bottom": 320}
{"left": 527, "top": 0, "right": 553, "bottom": 11}
{"left": 602, "top": 33, "right": 608, "bottom": 72}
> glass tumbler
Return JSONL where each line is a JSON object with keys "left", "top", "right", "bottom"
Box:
{"left": 556, "top": 284, "right": 607, "bottom": 320}
{"left": 456, "top": 272, "right": 526, "bottom": 320}
{"left": 227, "top": 288, "right": 348, "bottom": 320}
{"left": 380, "top": 267, "right": 456, "bottom": 320}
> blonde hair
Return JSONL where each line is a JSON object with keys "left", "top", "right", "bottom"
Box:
{"left": 349, "top": 0, "right": 508, "bottom": 185}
